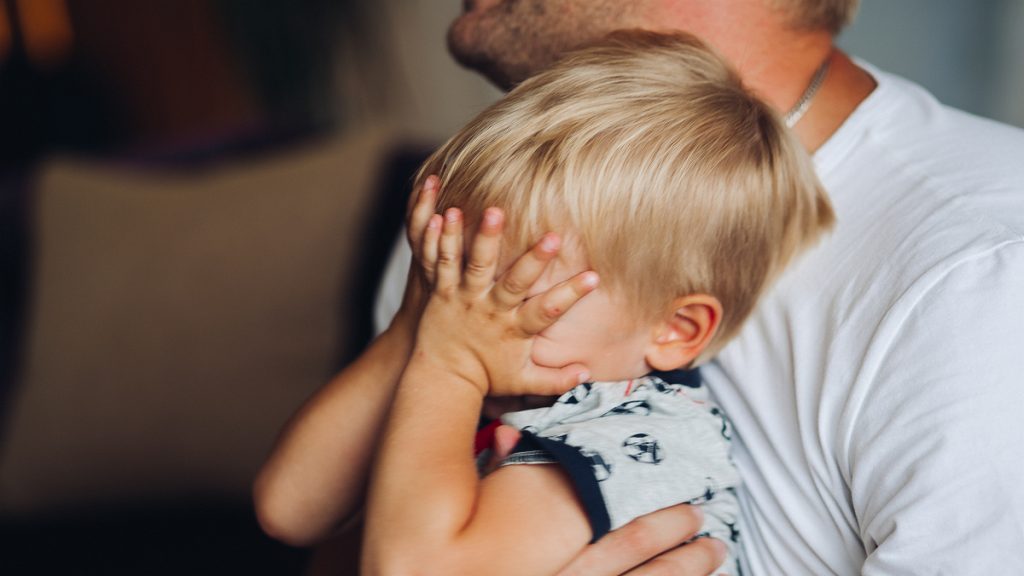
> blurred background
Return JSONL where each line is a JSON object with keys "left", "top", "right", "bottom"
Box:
{"left": 0, "top": 1, "right": 1021, "bottom": 574}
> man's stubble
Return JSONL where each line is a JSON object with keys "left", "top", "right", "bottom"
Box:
{"left": 448, "top": 0, "right": 653, "bottom": 90}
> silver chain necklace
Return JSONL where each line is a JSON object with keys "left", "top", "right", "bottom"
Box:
{"left": 783, "top": 55, "right": 832, "bottom": 128}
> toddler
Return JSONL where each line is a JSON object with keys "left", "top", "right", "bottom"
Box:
{"left": 363, "top": 30, "right": 833, "bottom": 576}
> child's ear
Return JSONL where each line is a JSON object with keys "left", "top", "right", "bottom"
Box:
{"left": 645, "top": 295, "right": 723, "bottom": 371}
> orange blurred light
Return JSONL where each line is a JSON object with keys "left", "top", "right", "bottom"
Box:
{"left": 0, "top": 3, "right": 12, "bottom": 63}
{"left": 17, "top": 0, "right": 74, "bottom": 68}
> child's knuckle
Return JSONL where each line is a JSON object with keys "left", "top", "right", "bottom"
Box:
{"left": 465, "top": 260, "right": 490, "bottom": 276}
{"left": 502, "top": 277, "right": 527, "bottom": 294}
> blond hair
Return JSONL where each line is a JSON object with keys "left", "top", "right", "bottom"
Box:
{"left": 772, "top": 0, "right": 860, "bottom": 35}
{"left": 415, "top": 31, "right": 834, "bottom": 359}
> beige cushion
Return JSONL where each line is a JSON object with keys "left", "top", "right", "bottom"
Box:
{"left": 0, "top": 127, "right": 396, "bottom": 515}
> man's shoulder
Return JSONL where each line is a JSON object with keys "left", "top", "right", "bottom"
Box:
{"left": 854, "top": 68, "right": 1024, "bottom": 190}
{"left": 777, "top": 70, "right": 1024, "bottom": 367}
{"left": 821, "top": 69, "right": 1024, "bottom": 273}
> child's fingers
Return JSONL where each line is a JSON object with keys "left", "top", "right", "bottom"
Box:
{"left": 421, "top": 214, "right": 442, "bottom": 284}
{"left": 492, "top": 233, "right": 561, "bottom": 309}
{"left": 407, "top": 174, "right": 438, "bottom": 216}
{"left": 492, "top": 425, "right": 523, "bottom": 460}
{"left": 519, "top": 271, "right": 599, "bottom": 335}
{"left": 407, "top": 175, "right": 439, "bottom": 252}
{"left": 435, "top": 208, "right": 464, "bottom": 291}
{"left": 481, "top": 424, "right": 523, "bottom": 474}
{"left": 464, "top": 208, "right": 505, "bottom": 294}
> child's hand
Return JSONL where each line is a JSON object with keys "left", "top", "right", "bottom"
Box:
{"left": 392, "top": 175, "right": 444, "bottom": 332}
{"left": 406, "top": 175, "right": 441, "bottom": 284}
{"left": 409, "top": 205, "right": 598, "bottom": 397}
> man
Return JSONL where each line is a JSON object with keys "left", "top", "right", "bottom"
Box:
{"left": 258, "top": 1, "right": 1024, "bottom": 573}
{"left": 386, "top": 0, "right": 1024, "bottom": 573}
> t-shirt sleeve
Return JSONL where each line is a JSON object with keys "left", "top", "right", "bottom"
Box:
{"left": 848, "top": 242, "right": 1024, "bottom": 574}
{"left": 501, "top": 385, "right": 741, "bottom": 543}
{"left": 373, "top": 233, "right": 411, "bottom": 336}
{"left": 505, "top": 431, "right": 616, "bottom": 541}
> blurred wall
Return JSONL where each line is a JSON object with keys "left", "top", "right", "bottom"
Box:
{"left": 838, "top": 0, "right": 1024, "bottom": 127}
{"left": 993, "top": 0, "right": 1024, "bottom": 127}
{"left": 376, "top": 0, "right": 499, "bottom": 141}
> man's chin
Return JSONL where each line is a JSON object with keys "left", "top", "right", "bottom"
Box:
{"left": 446, "top": 21, "right": 516, "bottom": 89}
{"left": 446, "top": 11, "right": 478, "bottom": 63}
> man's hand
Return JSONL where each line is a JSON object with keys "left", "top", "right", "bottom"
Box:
{"left": 556, "top": 516, "right": 727, "bottom": 576}
{"left": 410, "top": 203, "right": 598, "bottom": 397}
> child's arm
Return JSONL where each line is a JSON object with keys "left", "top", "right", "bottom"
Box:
{"left": 363, "top": 208, "right": 601, "bottom": 575}
{"left": 253, "top": 318, "right": 413, "bottom": 546}
{"left": 365, "top": 362, "right": 593, "bottom": 575}
{"left": 252, "top": 178, "right": 440, "bottom": 546}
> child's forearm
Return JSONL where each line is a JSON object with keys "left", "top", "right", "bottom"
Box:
{"left": 253, "top": 320, "right": 415, "bottom": 546}
{"left": 362, "top": 357, "right": 590, "bottom": 576}
{"left": 363, "top": 358, "right": 484, "bottom": 572}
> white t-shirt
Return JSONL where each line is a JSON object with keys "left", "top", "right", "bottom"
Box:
{"left": 374, "top": 66, "right": 1024, "bottom": 574}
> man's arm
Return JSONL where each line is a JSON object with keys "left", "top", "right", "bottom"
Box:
{"left": 851, "top": 243, "right": 1024, "bottom": 574}
{"left": 374, "top": 234, "right": 411, "bottom": 336}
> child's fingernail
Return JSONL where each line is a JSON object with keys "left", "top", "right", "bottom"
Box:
{"left": 445, "top": 208, "right": 460, "bottom": 222}
{"left": 581, "top": 272, "right": 599, "bottom": 288}
{"left": 425, "top": 175, "right": 439, "bottom": 190}
{"left": 484, "top": 208, "right": 502, "bottom": 226}
{"left": 541, "top": 234, "right": 560, "bottom": 252}
{"left": 577, "top": 371, "right": 590, "bottom": 384}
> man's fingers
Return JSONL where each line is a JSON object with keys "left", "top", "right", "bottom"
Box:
{"left": 492, "top": 233, "right": 562, "bottom": 309}
{"left": 520, "top": 271, "right": 599, "bottom": 334}
{"left": 436, "top": 208, "right": 464, "bottom": 291}
{"left": 624, "top": 538, "right": 727, "bottom": 576}
{"left": 407, "top": 175, "right": 439, "bottom": 252}
{"left": 464, "top": 208, "right": 505, "bottom": 294}
{"left": 556, "top": 504, "right": 706, "bottom": 576}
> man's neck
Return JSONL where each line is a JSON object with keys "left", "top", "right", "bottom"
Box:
{"left": 787, "top": 50, "right": 877, "bottom": 153}
{"left": 648, "top": 2, "right": 877, "bottom": 153}
{"left": 715, "top": 33, "right": 876, "bottom": 153}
